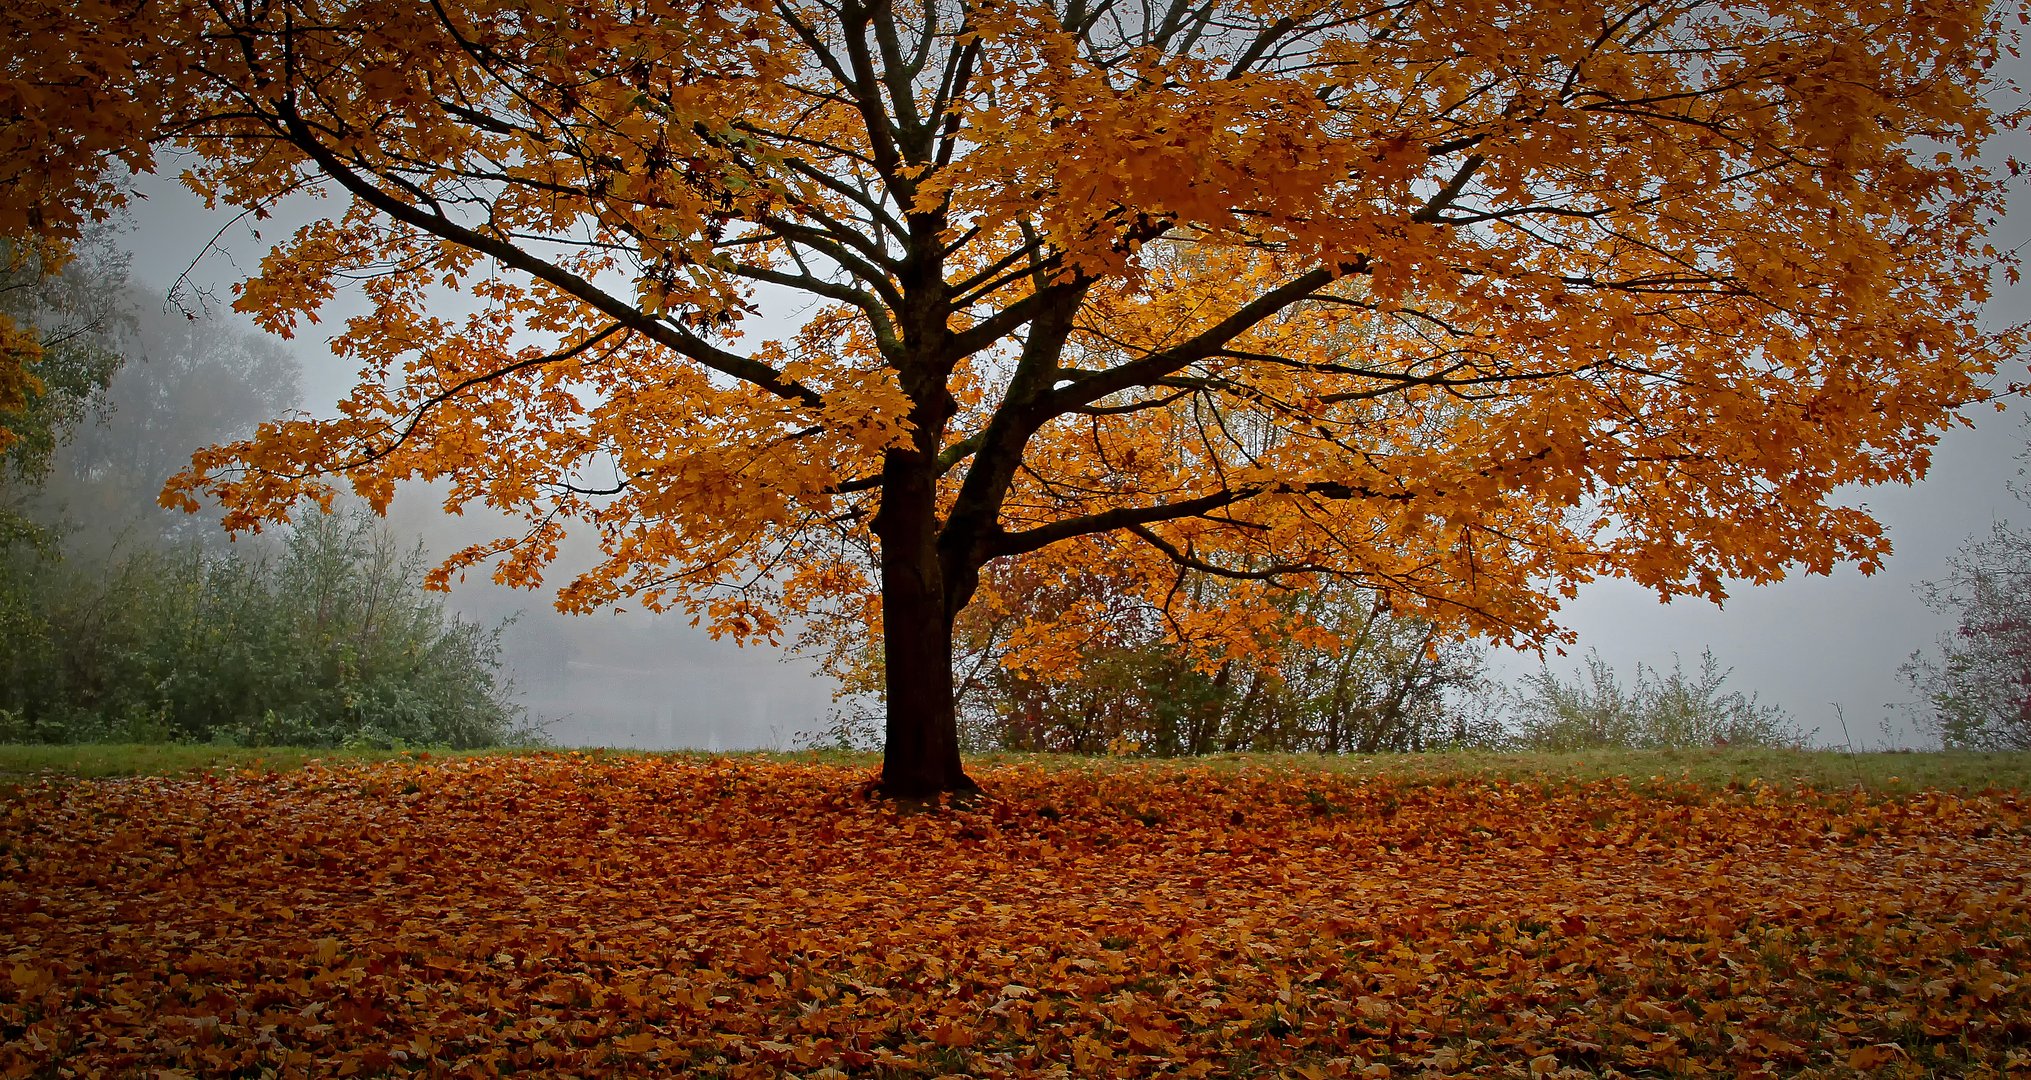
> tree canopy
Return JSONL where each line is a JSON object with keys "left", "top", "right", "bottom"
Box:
{"left": 3, "top": 0, "right": 2020, "bottom": 793}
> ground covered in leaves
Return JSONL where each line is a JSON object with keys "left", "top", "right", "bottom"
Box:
{"left": 3, "top": 756, "right": 2028, "bottom": 1078}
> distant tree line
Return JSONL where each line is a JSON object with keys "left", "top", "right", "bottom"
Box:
{"left": 0, "top": 233, "right": 538, "bottom": 749}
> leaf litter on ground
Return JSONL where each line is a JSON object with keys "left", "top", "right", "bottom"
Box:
{"left": 3, "top": 754, "right": 2027, "bottom": 1077}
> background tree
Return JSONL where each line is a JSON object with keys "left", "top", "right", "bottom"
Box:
{"left": 1900, "top": 506, "right": 2031, "bottom": 750}
{"left": 6, "top": 0, "right": 2019, "bottom": 794}
{"left": 0, "top": 232, "right": 128, "bottom": 541}
{"left": 41, "top": 287, "right": 302, "bottom": 550}
{"left": 0, "top": 224, "right": 528, "bottom": 748}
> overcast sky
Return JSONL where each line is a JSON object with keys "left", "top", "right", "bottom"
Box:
{"left": 113, "top": 130, "right": 2031, "bottom": 750}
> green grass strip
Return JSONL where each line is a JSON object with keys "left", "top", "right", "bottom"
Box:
{"left": 2, "top": 743, "right": 2026, "bottom": 791}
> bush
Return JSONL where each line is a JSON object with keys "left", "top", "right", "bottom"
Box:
{"left": 1508, "top": 649, "right": 1804, "bottom": 751}
{"left": 947, "top": 569, "right": 1494, "bottom": 756}
{"left": 0, "top": 507, "right": 541, "bottom": 748}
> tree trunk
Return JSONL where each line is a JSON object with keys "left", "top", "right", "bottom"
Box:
{"left": 872, "top": 453, "right": 978, "bottom": 799}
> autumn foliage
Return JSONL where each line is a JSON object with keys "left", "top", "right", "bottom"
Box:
{"left": 4, "top": 756, "right": 2028, "bottom": 1076}
{"left": 2, "top": 0, "right": 2024, "bottom": 792}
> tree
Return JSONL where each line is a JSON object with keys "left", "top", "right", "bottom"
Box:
{"left": 4, "top": 0, "right": 2018, "bottom": 794}
{"left": 0, "top": 232, "right": 128, "bottom": 511}
{"left": 1900, "top": 515, "right": 2031, "bottom": 750}
{"left": 45, "top": 287, "right": 301, "bottom": 550}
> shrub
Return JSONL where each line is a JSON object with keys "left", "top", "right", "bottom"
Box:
{"left": 1508, "top": 649, "right": 1804, "bottom": 751}
{"left": 948, "top": 571, "right": 1494, "bottom": 756}
{"left": 0, "top": 507, "right": 541, "bottom": 748}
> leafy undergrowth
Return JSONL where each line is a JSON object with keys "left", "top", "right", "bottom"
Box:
{"left": 3, "top": 757, "right": 2028, "bottom": 1078}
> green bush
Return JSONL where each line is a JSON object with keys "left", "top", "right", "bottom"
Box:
{"left": 1507, "top": 649, "right": 1804, "bottom": 751}
{"left": 0, "top": 507, "right": 541, "bottom": 748}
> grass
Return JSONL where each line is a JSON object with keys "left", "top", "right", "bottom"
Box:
{"left": 1161, "top": 746, "right": 2031, "bottom": 791}
{"left": 3, "top": 741, "right": 2028, "bottom": 790}
{"left": 0, "top": 742, "right": 500, "bottom": 780}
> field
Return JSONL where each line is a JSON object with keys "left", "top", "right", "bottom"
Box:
{"left": 3, "top": 750, "right": 2028, "bottom": 1077}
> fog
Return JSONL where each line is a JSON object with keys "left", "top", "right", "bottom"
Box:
{"left": 1479, "top": 403, "right": 2030, "bottom": 748}
{"left": 384, "top": 493, "right": 838, "bottom": 750}
{"left": 89, "top": 173, "right": 839, "bottom": 751}
{"left": 105, "top": 151, "right": 2031, "bottom": 751}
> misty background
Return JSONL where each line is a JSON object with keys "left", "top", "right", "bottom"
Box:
{"left": 74, "top": 158, "right": 2031, "bottom": 752}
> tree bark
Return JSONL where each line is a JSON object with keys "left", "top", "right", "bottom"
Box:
{"left": 872, "top": 450, "right": 978, "bottom": 799}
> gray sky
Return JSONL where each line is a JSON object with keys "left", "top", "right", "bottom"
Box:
{"left": 114, "top": 135, "right": 2031, "bottom": 750}
{"left": 1480, "top": 405, "right": 2028, "bottom": 748}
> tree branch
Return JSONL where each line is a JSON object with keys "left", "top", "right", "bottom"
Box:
{"left": 270, "top": 95, "right": 827, "bottom": 410}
